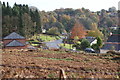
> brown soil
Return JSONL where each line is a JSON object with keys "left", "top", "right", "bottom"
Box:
{"left": 1, "top": 49, "right": 120, "bottom": 79}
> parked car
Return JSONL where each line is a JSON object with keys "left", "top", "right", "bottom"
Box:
{"left": 84, "top": 48, "right": 95, "bottom": 53}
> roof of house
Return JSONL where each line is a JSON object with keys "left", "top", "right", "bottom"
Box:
{"left": 102, "top": 34, "right": 120, "bottom": 51}
{"left": 4, "top": 32, "right": 25, "bottom": 39}
{"left": 101, "top": 43, "right": 120, "bottom": 51}
{"left": 107, "top": 34, "right": 120, "bottom": 42}
{"left": 6, "top": 40, "right": 25, "bottom": 47}
{"left": 85, "top": 37, "right": 96, "bottom": 43}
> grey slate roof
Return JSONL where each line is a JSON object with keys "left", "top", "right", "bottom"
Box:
{"left": 85, "top": 37, "right": 96, "bottom": 43}
{"left": 102, "top": 43, "right": 120, "bottom": 51}
{"left": 107, "top": 34, "right": 120, "bottom": 42}
{"left": 4, "top": 32, "right": 25, "bottom": 39}
{"left": 6, "top": 40, "right": 25, "bottom": 47}
{"left": 102, "top": 34, "right": 120, "bottom": 51}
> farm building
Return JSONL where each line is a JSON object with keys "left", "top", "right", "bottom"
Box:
{"left": 3, "top": 32, "right": 27, "bottom": 49}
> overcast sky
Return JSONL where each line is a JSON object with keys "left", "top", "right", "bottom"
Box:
{"left": 1, "top": 0, "right": 120, "bottom": 11}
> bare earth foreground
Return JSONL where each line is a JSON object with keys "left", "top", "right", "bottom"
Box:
{"left": 1, "top": 49, "right": 120, "bottom": 79}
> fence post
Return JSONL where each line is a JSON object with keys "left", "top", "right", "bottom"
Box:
{"left": 59, "top": 68, "right": 67, "bottom": 80}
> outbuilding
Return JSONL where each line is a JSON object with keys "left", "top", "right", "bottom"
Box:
{"left": 3, "top": 32, "right": 26, "bottom": 49}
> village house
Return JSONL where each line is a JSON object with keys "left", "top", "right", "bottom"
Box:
{"left": 3, "top": 32, "right": 27, "bottom": 49}
{"left": 101, "top": 34, "right": 120, "bottom": 53}
{"left": 85, "top": 36, "right": 97, "bottom": 46}
{"left": 109, "top": 26, "right": 119, "bottom": 30}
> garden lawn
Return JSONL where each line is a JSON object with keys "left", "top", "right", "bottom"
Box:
{"left": 32, "top": 34, "right": 60, "bottom": 42}
{"left": 60, "top": 43, "right": 73, "bottom": 49}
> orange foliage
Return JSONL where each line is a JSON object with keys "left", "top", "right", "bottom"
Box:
{"left": 70, "top": 22, "right": 86, "bottom": 39}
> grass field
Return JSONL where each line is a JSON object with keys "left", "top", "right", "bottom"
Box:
{"left": 32, "top": 34, "right": 60, "bottom": 42}
{"left": 28, "top": 34, "right": 61, "bottom": 46}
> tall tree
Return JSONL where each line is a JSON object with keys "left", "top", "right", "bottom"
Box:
{"left": 22, "top": 13, "right": 33, "bottom": 38}
{"left": 70, "top": 21, "right": 86, "bottom": 39}
{"left": 87, "top": 23, "right": 104, "bottom": 38}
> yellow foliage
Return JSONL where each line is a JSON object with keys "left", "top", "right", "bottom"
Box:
{"left": 51, "top": 15, "right": 57, "bottom": 22}
{"left": 87, "top": 30, "right": 103, "bottom": 38}
{"left": 87, "top": 23, "right": 104, "bottom": 38}
{"left": 62, "top": 15, "right": 71, "bottom": 20}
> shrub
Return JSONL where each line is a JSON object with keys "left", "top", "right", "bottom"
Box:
{"left": 81, "top": 39, "right": 90, "bottom": 50}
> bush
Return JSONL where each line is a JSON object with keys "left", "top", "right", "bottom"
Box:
{"left": 47, "top": 27, "right": 60, "bottom": 35}
{"left": 81, "top": 39, "right": 90, "bottom": 50}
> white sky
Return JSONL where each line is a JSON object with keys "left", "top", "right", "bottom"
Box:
{"left": 1, "top": 0, "right": 120, "bottom": 11}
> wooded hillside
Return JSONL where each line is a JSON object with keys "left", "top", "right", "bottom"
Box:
{"left": 1, "top": 2, "right": 118, "bottom": 39}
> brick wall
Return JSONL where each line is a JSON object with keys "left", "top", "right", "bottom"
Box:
{"left": 3, "top": 39, "right": 26, "bottom": 45}
{"left": 3, "top": 39, "right": 27, "bottom": 49}
{"left": 5, "top": 46, "right": 27, "bottom": 49}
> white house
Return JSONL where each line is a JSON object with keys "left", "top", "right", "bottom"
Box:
{"left": 85, "top": 37, "right": 97, "bottom": 46}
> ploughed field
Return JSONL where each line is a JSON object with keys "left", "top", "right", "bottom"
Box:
{"left": 1, "top": 49, "right": 120, "bottom": 78}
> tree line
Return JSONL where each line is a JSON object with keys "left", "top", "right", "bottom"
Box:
{"left": 1, "top": 2, "right": 118, "bottom": 39}
{"left": 2, "top": 2, "right": 41, "bottom": 38}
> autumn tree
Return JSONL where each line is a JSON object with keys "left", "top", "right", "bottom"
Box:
{"left": 50, "top": 15, "right": 57, "bottom": 23}
{"left": 2, "top": 2, "right": 117, "bottom": 40}
{"left": 70, "top": 22, "right": 86, "bottom": 39}
{"left": 87, "top": 23, "right": 104, "bottom": 38}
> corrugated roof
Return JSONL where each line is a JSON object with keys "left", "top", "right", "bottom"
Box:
{"left": 4, "top": 32, "right": 25, "bottom": 39}
{"left": 6, "top": 40, "right": 25, "bottom": 47}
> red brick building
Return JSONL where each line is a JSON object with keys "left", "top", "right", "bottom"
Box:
{"left": 3, "top": 32, "right": 26, "bottom": 49}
